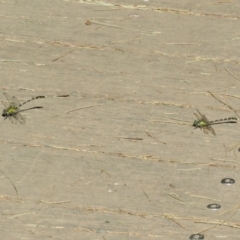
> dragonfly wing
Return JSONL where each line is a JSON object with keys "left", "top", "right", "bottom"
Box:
{"left": 208, "top": 126, "right": 216, "bottom": 135}
{"left": 3, "top": 92, "right": 20, "bottom": 107}
{"left": 12, "top": 96, "right": 21, "bottom": 107}
{"left": 3, "top": 92, "right": 14, "bottom": 103}
{"left": 1, "top": 101, "right": 9, "bottom": 108}
{"left": 196, "top": 109, "right": 210, "bottom": 123}
{"left": 16, "top": 113, "right": 26, "bottom": 124}
{"left": 203, "top": 127, "right": 209, "bottom": 134}
{"left": 196, "top": 109, "right": 204, "bottom": 118}
{"left": 200, "top": 112, "right": 210, "bottom": 124}
{"left": 11, "top": 115, "right": 18, "bottom": 124}
{"left": 194, "top": 113, "right": 202, "bottom": 121}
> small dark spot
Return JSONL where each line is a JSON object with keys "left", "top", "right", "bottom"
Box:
{"left": 189, "top": 233, "right": 204, "bottom": 240}
{"left": 85, "top": 20, "right": 92, "bottom": 25}
{"left": 207, "top": 203, "right": 221, "bottom": 210}
{"left": 221, "top": 178, "right": 235, "bottom": 185}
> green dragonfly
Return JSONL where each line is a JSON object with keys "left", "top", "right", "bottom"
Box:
{"left": 193, "top": 109, "right": 238, "bottom": 135}
{"left": 2, "top": 92, "right": 46, "bottom": 124}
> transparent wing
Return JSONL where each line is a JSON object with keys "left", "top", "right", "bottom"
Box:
{"left": 202, "top": 114, "right": 210, "bottom": 124}
{"left": 3, "top": 92, "right": 14, "bottom": 103}
{"left": 10, "top": 115, "right": 18, "bottom": 124}
{"left": 203, "top": 127, "right": 209, "bottom": 134}
{"left": 12, "top": 96, "right": 21, "bottom": 107}
{"left": 15, "top": 113, "right": 26, "bottom": 124}
{"left": 195, "top": 109, "right": 210, "bottom": 123}
{"left": 194, "top": 113, "right": 202, "bottom": 121}
{"left": 1, "top": 101, "right": 9, "bottom": 108}
{"left": 3, "top": 92, "right": 20, "bottom": 107}
{"left": 195, "top": 108, "right": 204, "bottom": 120}
{"left": 207, "top": 126, "right": 216, "bottom": 135}
{"left": 196, "top": 109, "right": 211, "bottom": 124}
{"left": 196, "top": 109, "right": 203, "bottom": 118}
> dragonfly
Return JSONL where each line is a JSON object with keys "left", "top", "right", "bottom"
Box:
{"left": 2, "top": 92, "right": 46, "bottom": 124}
{"left": 193, "top": 109, "right": 238, "bottom": 135}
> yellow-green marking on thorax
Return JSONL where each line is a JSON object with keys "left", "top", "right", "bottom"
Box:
{"left": 2, "top": 105, "right": 19, "bottom": 116}
{"left": 193, "top": 120, "right": 208, "bottom": 128}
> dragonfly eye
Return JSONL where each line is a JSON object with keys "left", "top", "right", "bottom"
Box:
{"left": 2, "top": 110, "right": 6, "bottom": 117}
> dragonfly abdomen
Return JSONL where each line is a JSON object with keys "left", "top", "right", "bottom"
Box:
{"left": 19, "top": 96, "right": 46, "bottom": 108}
{"left": 209, "top": 117, "right": 238, "bottom": 124}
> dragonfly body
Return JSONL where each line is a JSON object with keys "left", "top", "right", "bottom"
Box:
{"left": 2, "top": 104, "right": 19, "bottom": 117}
{"left": 193, "top": 119, "right": 208, "bottom": 128}
{"left": 193, "top": 109, "right": 237, "bottom": 135}
{"left": 2, "top": 93, "right": 45, "bottom": 124}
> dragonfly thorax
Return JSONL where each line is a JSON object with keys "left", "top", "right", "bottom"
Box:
{"left": 193, "top": 120, "right": 208, "bottom": 127}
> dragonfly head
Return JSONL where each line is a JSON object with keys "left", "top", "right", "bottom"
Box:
{"left": 193, "top": 120, "right": 198, "bottom": 127}
{"left": 2, "top": 109, "right": 7, "bottom": 117}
